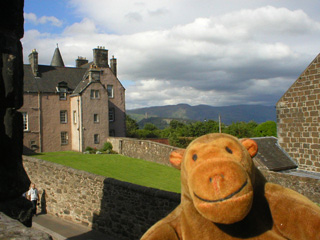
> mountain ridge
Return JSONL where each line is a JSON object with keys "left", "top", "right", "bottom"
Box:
{"left": 127, "top": 104, "right": 276, "bottom": 126}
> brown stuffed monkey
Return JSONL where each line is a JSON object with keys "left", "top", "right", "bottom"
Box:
{"left": 141, "top": 133, "right": 320, "bottom": 240}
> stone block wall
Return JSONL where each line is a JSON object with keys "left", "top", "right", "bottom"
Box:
{"left": 23, "top": 156, "right": 105, "bottom": 227}
{"left": 261, "top": 170, "right": 320, "bottom": 203}
{"left": 23, "top": 156, "right": 180, "bottom": 239}
{"left": 276, "top": 54, "right": 320, "bottom": 172}
{"left": 106, "top": 137, "right": 177, "bottom": 166}
{"left": 95, "top": 178, "right": 179, "bottom": 239}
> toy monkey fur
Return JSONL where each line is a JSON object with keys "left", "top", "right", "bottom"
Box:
{"left": 141, "top": 133, "right": 320, "bottom": 240}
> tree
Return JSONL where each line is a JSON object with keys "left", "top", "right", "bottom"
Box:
{"left": 254, "top": 121, "right": 277, "bottom": 137}
{"left": 169, "top": 120, "right": 185, "bottom": 129}
{"left": 126, "top": 115, "right": 139, "bottom": 137}
{"left": 224, "top": 121, "right": 256, "bottom": 138}
{"left": 143, "top": 123, "right": 158, "bottom": 131}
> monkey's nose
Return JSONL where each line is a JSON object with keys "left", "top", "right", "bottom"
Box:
{"left": 210, "top": 174, "right": 225, "bottom": 192}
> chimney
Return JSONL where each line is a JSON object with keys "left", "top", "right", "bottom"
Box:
{"left": 76, "top": 56, "right": 89, "bottom": 68}
{"left": 110, "top": 55, "right": 117, "bottom": 77}
{"left": 93, "top": 46, "right": 108, "bottom": 68}
{"left": 28, "top": 49, "right": 39, "bottom": 77}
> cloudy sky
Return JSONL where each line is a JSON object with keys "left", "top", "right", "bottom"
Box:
{"left": 23, "top": 0, "right": 320, "bottom": 109}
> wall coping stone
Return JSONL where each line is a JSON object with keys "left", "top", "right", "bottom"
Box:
{"left": 23, "top": 156, "right": 106, "bottom": 181}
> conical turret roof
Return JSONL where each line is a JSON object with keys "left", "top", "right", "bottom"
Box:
{"left": 51, "top": 45, "right": 65, "bottom": 67}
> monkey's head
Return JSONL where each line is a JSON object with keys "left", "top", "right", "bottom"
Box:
{"left": 170, "top": 133, "right": 258, "bottom": 224}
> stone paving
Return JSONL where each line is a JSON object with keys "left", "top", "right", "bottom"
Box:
{"left": 32, "top": 214, "right": 117, "bottom": 240}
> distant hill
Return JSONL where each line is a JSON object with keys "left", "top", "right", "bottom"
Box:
{"left": 127, "top": 104, "right": 276, "bottom": 128}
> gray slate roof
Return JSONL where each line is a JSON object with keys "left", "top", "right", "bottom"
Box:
{"left": 24, "top": 65, "right": 87, "bottom": 93}
{"left": 252, "top": 137, "right": 298, "bottom": 171}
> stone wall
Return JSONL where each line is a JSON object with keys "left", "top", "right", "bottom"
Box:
{"left": 23, "top": 156, "right": 180, "bottom": 239}
{"left": 0, "top": 212, "right": 52, "bottom": 240}
{"left": 261, "top": 170, "right": 320, "bottom": 203}
{"left": 106, "top": 137, "right": 177, "bottom": 166}
{"left": 276, "top": 54, "right": 320, "bottom": 172}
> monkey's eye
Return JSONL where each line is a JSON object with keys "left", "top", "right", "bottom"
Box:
{"left": 192, "top": 154, "right": 198, "bottom": 161}
{"left": 225, "top": 147, "right": 233, "bottom": 154}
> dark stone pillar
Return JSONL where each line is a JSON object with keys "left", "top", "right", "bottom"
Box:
{"left": 0, "top": 0, "right": 33, "bottom": 227}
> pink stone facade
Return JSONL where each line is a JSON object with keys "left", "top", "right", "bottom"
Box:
{"left": 276, "top": 54, "right": 320, "bottom": 172}
{"left": 21, "top": 47, "right": 126, "bottom": 153}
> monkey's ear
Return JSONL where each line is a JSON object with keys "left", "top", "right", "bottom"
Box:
{"left": 240, "top": 139, "right": 258, "bottom": 158}
{"left": 170, "top": 149, "right": 185, "bottom": 170}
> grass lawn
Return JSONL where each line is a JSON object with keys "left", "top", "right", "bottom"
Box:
{"left": 30, "top": 151, "right": 181, "bottom": 193}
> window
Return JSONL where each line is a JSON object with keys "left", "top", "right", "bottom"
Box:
{"left": 60, "top": 110, "right": 67, "bottom": 123}
{"left": 90, "top": 90, "right": 100, "bottom": 99}
{"left": 59, "top": 92, "right": 67, "bottom": 100}
{"left": 94, "top": 134, "right": 100, "bottom": 144}
{"left": 91, "top": 72, "right": 100, "bottom": 81}
{"left": 22, "top": 112, "right": 28, "bottom": 131}
{"left": 94, "top": 114, "right": 99, "bottom": 123}
{"left": 61, "top": 132, "right": 68, "bottom": 145}
{"left": 58, "top": 87, "right": 67, "bottom": 100}
{"left": 30, "top": 140, "right": 38, "bottom": 150}
{"left": 109, "top": 108, "right": 115, "bottom": 122}
{"left": 109, "top": 129, "right": 115, "bottom": 137}
{"left": 73, "top": 111, "right": 77, "bottom": 124}
{"left": 107, "top": 85, "right": 114, "bottom": 98}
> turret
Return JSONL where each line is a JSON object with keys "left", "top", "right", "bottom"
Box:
{"left": 51, "top": 44, "right": 65, "bottom": 67}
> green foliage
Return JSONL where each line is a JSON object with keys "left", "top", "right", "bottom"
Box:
{"left": 168, "top": 133, "right": 193, "bottom": 148}
{"left": 101, "top": 142, "right": 113, "bottom": 151}
{"left": 99, "top": 142, "right": 116, "bottom": 154}
{"left": 224, "top": 121, "right": 257, "bottom": 138}
{"left": 126, "top": 114, "right": 139, "bottom": 137}
{"left": 170, "top": 120, "right": 185, "bottom": 129}
{"left": 125, "top": 116, "right": 278, "bottom": 147}
{"left": 31, "top": 151, "right": 181, "bottom": 193}
{"left": 85, "top": 146, "right": 96, "bottom": 154}
{"left": 143, "top": 123, "right": 158, "bottom": 131}
{"left": 253, "top": 121, "right": 277, "bottom": 137}
{"left": 138, "top": 117, "right": 170, "bottom": 129}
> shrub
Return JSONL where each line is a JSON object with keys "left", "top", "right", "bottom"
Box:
{"left": 101, "top": 142, "right": 113, "bottom": 152}
{"left": 85, "top": 146, "right": 96, "bottom": 154}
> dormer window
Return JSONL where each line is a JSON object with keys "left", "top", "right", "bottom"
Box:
{"left": 89, "top": 69, "right": 100, "bottom": 82}
{"left": 57, "top": 81, "right": 68, "bottom": 100}
{"left": 59, "top": 88, "right": 67, "bottom": 100}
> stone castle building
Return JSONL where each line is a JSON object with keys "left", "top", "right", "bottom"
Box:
{"left": 20, "top": 46, "right": 126, "bottom": 153}
{"left": 276, "top": 53, "right": 320, "bottom": 173}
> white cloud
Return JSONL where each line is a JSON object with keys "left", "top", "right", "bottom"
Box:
{"left": 63, "top": 18, "right": 97, "bottom": 35}
{"left": 24, "top": 13, "right": 63, "bottom": 27}
{"left": 23, "top": 3, "right": 320, "bottom": 109}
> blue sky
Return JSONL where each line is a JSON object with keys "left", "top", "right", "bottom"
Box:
{"left": 23, "top": 0, "right": 320, "bottom": 109}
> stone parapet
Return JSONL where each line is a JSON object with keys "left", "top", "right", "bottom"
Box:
{"left": 23, "top": 156, "right": 179, "bottom": 239}
{"left": 106, "top": 137, "right": 177, "bottom": 166}
{"left": 0, "top": 212, "right": 52, "bottom": 240}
